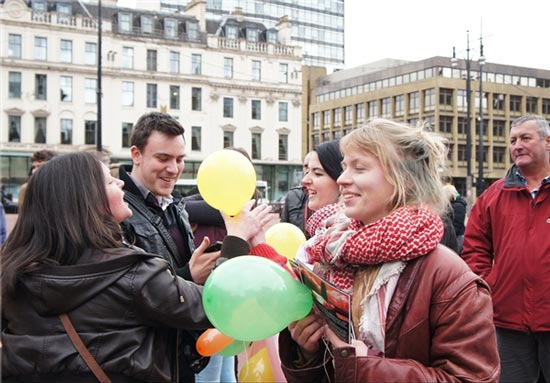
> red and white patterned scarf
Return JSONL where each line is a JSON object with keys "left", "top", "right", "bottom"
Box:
{"left": 304, "top": 205, "right": 443, "bottom": 291}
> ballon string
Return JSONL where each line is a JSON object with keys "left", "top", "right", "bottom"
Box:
{"left": 321, "top": 336, "right": 334, "bottom": 383}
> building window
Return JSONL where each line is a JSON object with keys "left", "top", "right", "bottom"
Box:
{"left": 8, "top": 116, "right": 21, "bottom": 142}
{"left": 457, "top": 117, "right": 468, "bottom": 134}
{"left": 60, "top": 39, "right": 72, "bottom": 63}
{"left": 170, "top": 51, "right": 180, "bottom": 73}
{"left": 394, "top": 95, "right": 404, "bottom": 116}
{"left": 8, "top": 34, "right": 22, "bottom": 58}
{"left": 439, "top": 116, "right": 453, "bottom": 134}
{"left": 85, "top": 120, "right": 97, "bottom": 145}
{"left": 191, "top": 54, "right": 202, "bottom": 75}
{"left": 85, "top": 42, "right": 97, "bottom": 65}
{"left": 34, "top": 117, "right": 47, "bottom": 143}
{"left": 187, "top": 22, "right": 199, "bottom": 41}
{"left": 192, "top": 87, "right": 202, "bottom": 111}
{"left": 510, "top": 95, "right": 522, "bottom": 112}
{"left": 252, "top": 60, "right": 261, "bottom": 81}
{"left": 191, "top": 126, "right": 201, "bottom": 151}
{"left": 165, "top": 18, "right": 177, "bottom": 38}
{"left": 251, "top": 133, "right": 262, "bottom": 159}
{"left": 9, "top": 72, "right": 22, "bottom": 98}
{"left": 279, "top": 63, "right": 288, "bottom": 83}
{"left": 246, "top": 28, "right": 259, "bottom": 42}
{"left": 355, "top": 103, "right": 365, "bottom": 123}
{"left": 118, "top": 13, "right": 132, "bottom": 33}
{"left": 266, "top": 30, "right": 277, "bottom": 44}
{"left": 60, "top": 118, "right": 73, "bottom": 144}
{"left": 170, "top": 85, "right": 180, "bottom": 110}
{"left": 278, "top": 134, "right": 288, "bottom": 161}
{"left": 146, "top": 84, "right": 157, "bottom": 108}
{"left": 84, "top": 78, "right": 96, "bottom": 104}
{"left": 223, "top": 131, "right": 234, "bottom": 148}
{"left": 334, "top": 108, "right": 342, "bottom": 126}
{"left": 122, "top": 122, "right": 133, "bottom": 147}
{"left": 122, "top": 47, "right": 133, "bottom": 69}
{"left": 57, "top": 2, "right": 71, "bottom": 15}
{"left": 35, "top": 74, "right": 47, "bottom": 100}
{"left": 279, "top": 102, "right": 288, "bottom": 122}
{"left": 122, "top": 81, "right": 134, "bottom": 106}
{"left": 60, "top": 76, "right": 72, "bottom": 101}
{"left": 323, "top": 110, "right": 330, "bottom": 127}
{"left": 493, "top": 93, "right": 505, "bottom": 110}
{"left": 368, "top": 100, "right": 377, "bottom": 118}
{"left": 439, "top": 88, "right": 453, "bottom": 105}
{"left": 141, "top": 15, "right": 154, "bottom": 34}
{"left": 224, "top": 57, "right": 233, "bottom": 79}
{"left": 409, "top": 91, "right": 419, "bottom": 113}
{"left": 226, "top": 25, "right": 238, "bottom": 39}
{"left": 147, "top": 49, "right": 157, "bottom": 71}
{"left": 424, "top": 88, "right": 435, "bottom": 111}
{"left": 342, "top": 105, "right": 351, "bottom": 125}
{"left": 493, "top": 147, "right": 506, "bottom": 163}
{"left": 381, "top": 98, "right": 391, "bottom": 118}
{"left": 223, "top": 97, "right": 234, "bottom": 118}
{"left": 542, "top": 98, "right": 550, "bottom": 115}
{"left": 457, "top": 144, "right": 467, "bottom": 161}
{"left": 35, "top": 36, "right": 47, "bottom": 60}
{"left": 526, "top": 97, "right": 538, "bottom": 114}
{"left": 493, "top": 120, "right": 506, "bottom": 138}
{"left": 251, "top": 100, "right": 261, "bottom": 120}
{"left": 313, "top": 112, "right": 320, "bottom": 128}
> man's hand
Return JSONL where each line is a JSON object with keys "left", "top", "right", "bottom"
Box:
{"left": 189, "top": 237, "right": 221, "bottom": 285}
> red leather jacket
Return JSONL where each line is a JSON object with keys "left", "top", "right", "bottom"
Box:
{"left": 462, "top": 165, "right": 550, "bottom": 333}
{"left": 279, "top": 245, "right": 500, "bottom": 383}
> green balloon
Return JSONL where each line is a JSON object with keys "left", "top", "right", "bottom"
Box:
{"left": 217, "top": 340, "right": 251, "bottom": 356}
{"left": 203, "top": 256, "right": 313, "bottom": 341}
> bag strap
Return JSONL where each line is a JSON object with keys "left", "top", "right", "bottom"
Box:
{"left": 59, "top": 313, "right": 112, "bottom": 383}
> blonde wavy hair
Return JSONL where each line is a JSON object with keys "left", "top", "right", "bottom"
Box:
{"left": 340, "top": 118, "right": 449, "bottom": 215}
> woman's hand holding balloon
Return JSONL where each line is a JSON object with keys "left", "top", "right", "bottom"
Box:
{"left": 288, "top": 313, "right": 325, "bottom": 361}
{"left": 222, "top": 200, "right": 272, "bottom": 242}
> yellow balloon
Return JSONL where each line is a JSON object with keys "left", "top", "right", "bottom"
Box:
{"left": 238, "top": 347, "right": 275, "bottom": 383}
{"left": 265, "top": 222, "right": 306, "bottom": 261}
{"left": 197, "top": 150, "right": 256, "bottom": 216}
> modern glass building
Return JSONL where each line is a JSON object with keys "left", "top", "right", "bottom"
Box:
{"left": 161, "top": 0, "right": 345, "bottom": 71}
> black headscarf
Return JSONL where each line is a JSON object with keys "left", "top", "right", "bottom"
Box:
{"left": 314, "top": 139, "right": 343, "bottom": 182}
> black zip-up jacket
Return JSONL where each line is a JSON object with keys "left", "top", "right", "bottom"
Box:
{"left": 1, "top": 247, "right": 210, "bottom": 382}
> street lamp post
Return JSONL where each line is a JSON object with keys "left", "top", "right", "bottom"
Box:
{"left": 96, "top": 0, "right": 103, "bottom": 152}
{"left": 452, "top": 31, "right": 485, "bottom": 199}
{"left": 477, "top": 37, "right": 486, "bottom": 196}
{"left": 452, "top": 31, "right": 473, "bottom": 197}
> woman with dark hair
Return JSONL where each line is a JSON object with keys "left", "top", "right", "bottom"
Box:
{"left": 1, "top": 152, "right": 211, "bottom": 382}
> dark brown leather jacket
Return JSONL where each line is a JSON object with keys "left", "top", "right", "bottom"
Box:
{"left": 279, "top": 245, "right": 500, "bottom": 383}
{"left": 2, "top": 247, "right": 210, "bottom": 382}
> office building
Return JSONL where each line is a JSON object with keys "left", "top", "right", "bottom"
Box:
{"left": 303, "top": 57, "right": 550, "bottom": 199}
{"left": 1, "top": 0, "right": 304, "bottom": 201}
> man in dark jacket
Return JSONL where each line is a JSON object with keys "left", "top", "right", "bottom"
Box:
{"left": 119, "top": 112, "right": 220, "bottom": 382}
{"left": 281, "top": 151, "right": 312, "bottom": 236}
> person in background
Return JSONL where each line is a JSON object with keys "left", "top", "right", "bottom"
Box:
{"left": 0, "top": 202, "right": 6, "bottom": 245}
{"left": 281, "top": 151, "right": 313, "bottom": 236}
{"left": 278, "top": 119, "right": 499, "bottom": 382}
{"left": 17, "top": 149, "right": 57, "bottom": 208}
{"left": 443, "top": 183, "right": 467, "bottom": 255}
{"left": 118, "top": 112, "right": 220, "bottom": 381}
{"left": 1, "top": 152, "right": 210, "bottom": 382}
{"left": 462, "top": 114, "right": 550, "bottom": 383}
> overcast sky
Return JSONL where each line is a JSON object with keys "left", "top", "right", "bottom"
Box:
{"left": 344, "top": 0, "right": 550, "bottom": 71}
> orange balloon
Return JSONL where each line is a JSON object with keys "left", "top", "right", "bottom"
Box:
{"left": 196, "top": 328, "right": 234, "bottom": 356}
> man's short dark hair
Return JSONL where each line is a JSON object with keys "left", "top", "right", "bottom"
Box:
{"left": 30, "top": 150, "right": 57, "bottom": 163}
{"left": 130, "top": 112, "right": 185, "bottom": 152}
